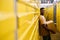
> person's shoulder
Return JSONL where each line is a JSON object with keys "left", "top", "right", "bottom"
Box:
{"left": 40, "top": 15, "right": 44, "bottom": 18}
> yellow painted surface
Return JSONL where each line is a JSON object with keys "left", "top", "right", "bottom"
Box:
{"left": 0, "top": 0, "right": 40, "bottom": 40}
{"left": 45, "top": 6, "right": 54, "bottom": 20}
{"left": 44, "top": 8, "right": 49, "bottom": 20}
{"left": 48, "top": 6, "right": 53, "bottom": 20}
{"left": 0, "top": 0, "right": 1, "bottom": 11}
{"left": 0, "top": 0, "right": 15, "bottom": 40}
{"left": 17, "top": 1, "right": 40, "bottom": 40}
{"left": 32, "top": 20, "right": 40, "bottom": 40}
{"left": 56, "top": 2, "right": 60, "bottom": 32}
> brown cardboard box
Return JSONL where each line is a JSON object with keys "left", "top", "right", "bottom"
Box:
{"left": 47, "top": 22, "right": 57, "bottom": 34}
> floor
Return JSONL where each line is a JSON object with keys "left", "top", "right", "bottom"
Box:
{"left": 40, "top": 32, "right": 60, "bottom": 40}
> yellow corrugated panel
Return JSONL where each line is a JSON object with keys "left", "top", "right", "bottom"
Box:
{"left": 32, "top": 20, "right": 40, "bottom": 40}
{"left": 17, "top": 2, "right": 35, "bottom": 12}
{"left": 44, "top": 6, "right": 53, "bottom": 21}
{"left": 0, "top": 0, "right": 15, "bottom": 40}
{"left": 17, "top": 2, "right": 27, "bottom": 12}
{"left": 18, "top": 0, "right": 39, "bottom": 10}
{"left": 56, "top": 2, "right": 60, "bottom": 32}
{"left": 47, "top": 6, "right": 53, "bottom": 20}
{"left": 17, "top": 1, "right": 40, "bottom": 40}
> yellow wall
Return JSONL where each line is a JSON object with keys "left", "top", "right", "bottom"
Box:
{"left": 45, "top": 6, "right": 53, "bottom": 21}
{"left": 56, "top": 2, "right": 60, "bottom": 32}
{"left": 48, "top": 6, "right": 53, "bottom": 20}
{"left": 0, "top": 0, "right": 40, "bottom": 40}
{"left": 0, "top": 0, "right": 15, "bottom": 40}
{"left": 17, "top": 1, "right": 40, "bottom": 40}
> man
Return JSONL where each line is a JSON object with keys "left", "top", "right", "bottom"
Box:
{"left": 39, "top": 8, "right": 53, "bottom": 40}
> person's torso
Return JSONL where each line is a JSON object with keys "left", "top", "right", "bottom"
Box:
{"left": 39, "top": 15, "right": 50, "bottom": 36}
{"left": 40, "top": 15, "right": 46, "bottom": 24}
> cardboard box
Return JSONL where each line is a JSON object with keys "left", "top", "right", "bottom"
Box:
{"left": 47, "top": 21, "right": 57, "bottom": 34}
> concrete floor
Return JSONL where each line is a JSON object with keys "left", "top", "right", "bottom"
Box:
{"left": 51, "top": 32, "right": 60, "bottom": 40}
{"left": 40, "top": 32, "right": 60, "bottom": 40}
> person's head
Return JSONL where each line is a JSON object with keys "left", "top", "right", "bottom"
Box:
{"left": 40, "top": 8, "right": 45, "bottom": 15}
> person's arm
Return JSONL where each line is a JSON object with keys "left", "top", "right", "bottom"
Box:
{"left": 42, "top": 24, "right": 56, "bottom": 33}
{"left": 40, "top": 16, "right": 50, "bottom": 30}
{"left": 41, "top": 16, "right": 55, "bottom": 33}
{"left": 43, "top": 21, "right": 56, "bottom": 33}
{"left": 42, "top": 24, "right": 49, "bottom": 31}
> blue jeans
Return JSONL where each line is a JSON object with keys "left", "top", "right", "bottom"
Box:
{"left": 43, "top": 34, "right": 51, "bottom": 40}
